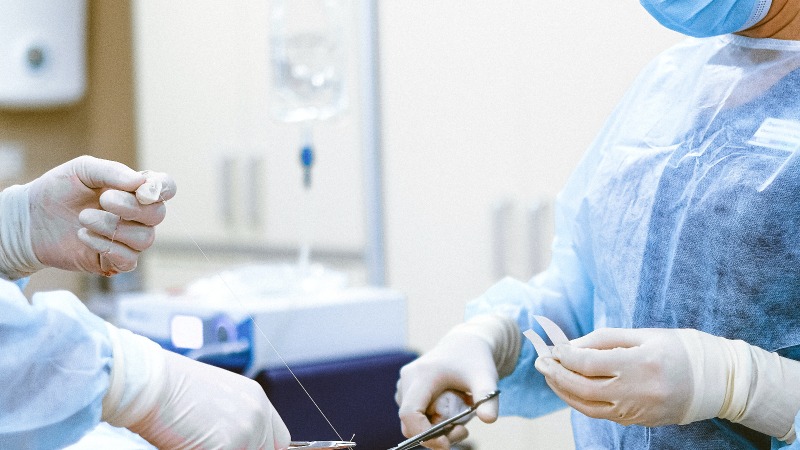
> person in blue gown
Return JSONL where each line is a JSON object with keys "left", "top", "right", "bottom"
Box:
{"left": 395, "top": 1, "right": 800, "bottom": 449}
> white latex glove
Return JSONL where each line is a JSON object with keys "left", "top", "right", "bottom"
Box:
{"left": 102, "top": 324, "right": 291, "bottom": 450}
{"left": 21, "top": 155, "right": 176, "bottom": 277}
{"left": 535, "top": 327, "right": 800, "bottom": 442}
{"left": 395, "top": 314, "right": 520, "bottom": 450}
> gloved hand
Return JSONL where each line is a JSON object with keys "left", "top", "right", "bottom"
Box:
{"left": 0, "top": 155, "right": 177, "bottom": 279}
{"left": 395, "top": 314, "right": 520, "bottom": 449}
{"left": 102, "top": 324, "right": 291, "bottom": 450}
{"left": 28, "top": 156, "right": 176, "bottom": 276}
{"left": 535, "top": 327, "right": 800, "bottom": 442}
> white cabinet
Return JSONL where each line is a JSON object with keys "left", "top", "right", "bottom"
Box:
{"left": 131, "top": 0, "right": 365, "bottom": 253}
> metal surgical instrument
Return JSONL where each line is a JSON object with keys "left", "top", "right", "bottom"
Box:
{"left": 288, "top": 441, "right": 356, "bottom": 449}
{"left": 388, "top": 390, "right": 500, "bottom": 450}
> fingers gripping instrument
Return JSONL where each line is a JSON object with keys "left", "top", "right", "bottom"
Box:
{"left": 388, "top": 390, "right": 500, "bottom": 450}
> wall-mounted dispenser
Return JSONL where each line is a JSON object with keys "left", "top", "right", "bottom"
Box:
{"left": 0, "top": 0, "right": 87, "bottom": 108}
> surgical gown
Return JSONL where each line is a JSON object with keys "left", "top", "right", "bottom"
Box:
{"left": 466, "top": 35, "right": 800, "bottom": 449}
{"left": 0, "top": 278, "right": 113, "bottom": 449}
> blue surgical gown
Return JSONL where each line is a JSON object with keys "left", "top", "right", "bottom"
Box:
{"left": 0, "top": 278, "right": 112, "bottom": 449}
{"left": 467, "top": 35, "right": 800, "bottom": 449}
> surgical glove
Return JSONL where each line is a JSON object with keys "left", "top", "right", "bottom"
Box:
{"left": 101, "top": 324, "right": 291, "bottom": 450}
{"left": 395, "top": 314, "right": 520, "bottom": 449}
{"left": 535, "top": 327, "right": 800, "bottom": 442}
{"left": 26, "top": 156, "right": 176, "bottom": 276}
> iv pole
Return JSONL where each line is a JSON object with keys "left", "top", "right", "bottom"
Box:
{"left": 358, "top": 0, "right": 386, "bottom": 287}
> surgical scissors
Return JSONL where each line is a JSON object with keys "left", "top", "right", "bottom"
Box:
{"left": 288, "top": 441, "right": 356, "bottom": 449}
{"left": 388, "top": 390, "right": 500, "bottom": 450}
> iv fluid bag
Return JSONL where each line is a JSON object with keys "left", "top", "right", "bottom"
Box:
{"left": 269, "top": 0, "right": 349, "bottom": 123}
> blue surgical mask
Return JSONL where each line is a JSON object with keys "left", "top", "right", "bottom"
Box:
{"left": 639, "top": 0, "right": 772, "bottom": 37}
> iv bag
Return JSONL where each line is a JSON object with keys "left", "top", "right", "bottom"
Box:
{"left": 269, "top": 0, "right": 349, "bottom": 123}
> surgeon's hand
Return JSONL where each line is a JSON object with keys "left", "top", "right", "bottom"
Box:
{"left": 395, "top": 315, "right": 519, "bottom": 450}
{"left": 102, "top": 325, "right": 291, "bottom": 450}
{"left": 28, "top": 155, "right": 176, "bottom": 276}
{"left": 535, "top": 327, "right": 694, "bottom": 426}
{"left": 535, "top": 327, "right": 800, "bottom": 441}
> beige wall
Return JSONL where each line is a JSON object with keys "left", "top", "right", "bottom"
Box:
{"left": 0, "top": 1, "right": 136, "bottom": 296}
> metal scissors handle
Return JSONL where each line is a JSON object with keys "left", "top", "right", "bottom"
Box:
{"left": 288, "top": 441, "right": 356, "bottom": 449}
{"left": 388, "top": 390, "right": 500, "bottom": 450}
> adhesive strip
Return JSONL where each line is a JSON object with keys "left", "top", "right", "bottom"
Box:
{"left": 533, "top": 315, "right": 570, "bottom": 345}
{"left": 523, "top": 329, "right": 552, "bottom": 358}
